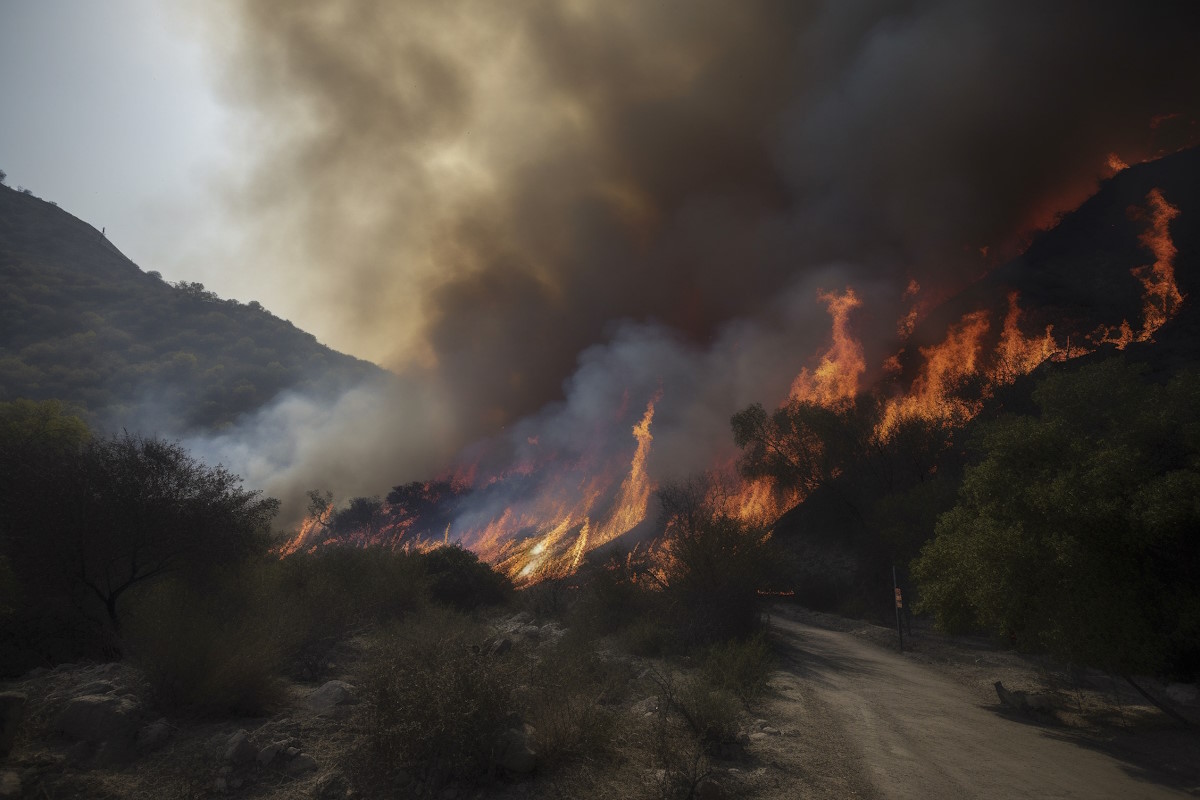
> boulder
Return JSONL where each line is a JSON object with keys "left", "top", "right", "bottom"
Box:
{"left": 257, "top": 741, "right": 284, "bottom": 766}
{"left": 0, "top": 692, "right": 27, "bottom": 756}
{"left": 55, "top": 694, "right": 140, "bottom": 743}
{"left": 223, "top": 730, "right": 258, "bottom": 765}
{"left": 308, "top": 680, "right": 356, "bottom": 716}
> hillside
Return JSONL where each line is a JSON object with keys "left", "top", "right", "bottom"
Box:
{"left": 774, "top": 147, "right": 1200, "bottom": 614}
{"left": 0, "top": 183, "right": 384, "bottom": 433}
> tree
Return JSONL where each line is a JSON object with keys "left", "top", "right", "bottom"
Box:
{"left": 913, "top": 359, "right": 1200, "bottom": 682}
{"left": 1, "top": 430, "right": 279, "bottom": 634}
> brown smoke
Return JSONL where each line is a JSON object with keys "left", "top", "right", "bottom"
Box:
{"left": 200, "top": 0, "right": 1200, "bottom": 448}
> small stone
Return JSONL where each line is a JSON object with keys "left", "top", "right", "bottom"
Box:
{"left": 308, "top": 680, "right": 356, "bottom": 715}
{"left": 491, "top": 638, "right": 513, "bottom": 657}
{"left": 750, "top": 732, "right": 767, "bottom": 741}
{"left": 0, "top": 771, "right": 20, "bottom": 799}
{"left": 286, "top": 754, "right": 319, "bottom": 775}
{"left": 257, "top": 741, "right": 283, "bottom": 766}
{"left": 224, "top": 729, "right": 258, "bottom": 765}
{"left": 761, "top": 726, "right": 780, "bottom": 736}
{"left": 285, "top": 746, "right": 301, "bottom": 759}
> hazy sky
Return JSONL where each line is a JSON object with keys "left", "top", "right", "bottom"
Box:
{"left": 0, "top": 1, "right": 236, "bottom": 280}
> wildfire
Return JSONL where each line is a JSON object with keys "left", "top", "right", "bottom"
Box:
{"left": 990, "top": 292, "right": 1060, "bottom": 384}
{"left": 789, "top": 289, "right": 865, "bottom": 408}
{"left": 1089, "top": 189, "right": 1184, "bottom": 349}
{"left": 876, "top": 310, "right": 990, "bottom": 440}
{"left": 1132, "top": 188, "right": 1184, "bottom": 341}
{"left": 278, "top": 172, "right": 1187, "bottom": 591}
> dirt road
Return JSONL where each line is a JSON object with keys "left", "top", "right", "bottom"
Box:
{"left": 764, "top": 610, "right": 1195, "bottom": 799}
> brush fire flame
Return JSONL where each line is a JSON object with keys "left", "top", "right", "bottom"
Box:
{"left": 281, "top": 185, "right": 1184, "bottom": 585}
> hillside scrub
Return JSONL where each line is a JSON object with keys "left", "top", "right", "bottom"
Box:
{"left": 914, "top": 358, "right": 1200, "bottom": 679}
{"left": 0, "top": 401, "right": 279, "bottom": 673}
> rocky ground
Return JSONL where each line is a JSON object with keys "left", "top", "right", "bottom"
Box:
{"left": 1, "top": 605, "right": 1197, "bottom": 799}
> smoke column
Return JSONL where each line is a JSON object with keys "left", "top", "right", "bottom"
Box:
{"left": 182, "top": 0, "right": 1200, "bottom": 512}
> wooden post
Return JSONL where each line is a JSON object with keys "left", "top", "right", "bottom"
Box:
{"left": 893, "top": 565, "right": 904, "bottom": 653}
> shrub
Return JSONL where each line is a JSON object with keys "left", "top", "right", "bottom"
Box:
{"left": 418, "top": 544, "right": 513, "bottom": 611}
{"left": 363, "top": 609, "right": 519, "bottom": 791}
{"left": 701, "top": 631, "right": 774, "bottom": 703}
{"left": 521, "top": 631, "right": 626, "bottom": 766}
{"left": 125, "top": 565, "right": 290, "bottom": 716}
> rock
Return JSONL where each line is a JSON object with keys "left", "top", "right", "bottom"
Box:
{"left": 490, "top": 638, "right": 513, "bottom": 657}
{"left": 0, "top": 771, "right": 20, "bottom": 799}
{"left": 314, "top": 771, "right": 353, "bottom": 799}
{"left": 137, "top": 719, "right": 172, "bottom": 753}
{"left": 285, "top": 746, "right": 301, "bottom": 759}
{"left": 286, "top": 753, "right": 319, "bottom": 775}
{"left": 224, "top": 729, "right": 258, "bottom": 765}
{"left": 695, "top": 777, "right": 725, "bottom": 800}
{"left": 0, "top": 692, "right": 27, "bottom": 757}
{"left": 55, "top": 694, "right": 140, "bottom": 743}
{"left": 993, "top": 681, "right": 1054, "bottom": 716}
{"left": 308, "top": 680, "right": 356, "bottom": 715}
{"left": 761, "top": 726, "right": 781, "bottom": 736}
{"left": 518, "top": 625, "right": 541, "bottom": 641}
{"left": 498, "top": 724, "right": 537, "bottom": 775}
{"left": 257, "top": 741, "right": 284, "bottom": 766}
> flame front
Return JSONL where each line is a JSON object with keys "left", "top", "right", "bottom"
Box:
{"left": 789, "top": 289, "right": 865, "bottom": 408}
{"left": 280, "top": 180, "right": 1186, "bottom": 588}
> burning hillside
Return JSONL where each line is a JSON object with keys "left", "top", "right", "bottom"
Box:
{"left": 280, "top": 157, "right": 1192, "bottom": 585}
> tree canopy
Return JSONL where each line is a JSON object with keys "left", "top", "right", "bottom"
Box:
{"left": 0, "top": 401, "right": 279, "bottom": 666}
{"left": 913, "top": 358, "right": 1200, "bottom": 677}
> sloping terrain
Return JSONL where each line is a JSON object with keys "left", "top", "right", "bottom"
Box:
{"left": 0, "top": 185, "right": 383, "bottom": 433}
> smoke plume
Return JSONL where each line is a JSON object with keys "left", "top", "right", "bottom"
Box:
{"left": 186, "top": 0, "right": 1200, "bottom": 511}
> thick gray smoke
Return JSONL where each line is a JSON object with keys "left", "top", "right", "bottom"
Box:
{"left": 186, "top": 0, "right": 1200, "bottom": 516}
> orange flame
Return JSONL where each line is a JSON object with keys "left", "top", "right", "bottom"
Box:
{"left": 1132, "top": 188, "right": 1184, "bottom": 342}
{"left": 876, "top": 310, "right": 990, "bottom": 440}
{"left": 789, "top": 289, "right": 865, "bottom": 408}
{"left": 990, "top": 292, "right": 1060, "bottom": 384}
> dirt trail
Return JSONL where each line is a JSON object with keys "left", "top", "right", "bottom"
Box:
{"left": 765, "top": 610, "right": 1194, "bottom": 799}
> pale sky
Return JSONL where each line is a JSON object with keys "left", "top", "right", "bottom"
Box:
{"left": 0, "top": 0, "right": 236, "bottom": 289}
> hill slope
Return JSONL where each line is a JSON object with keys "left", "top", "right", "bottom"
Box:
{"left": 0, "top": 183, "right": 384, "bottom": 432}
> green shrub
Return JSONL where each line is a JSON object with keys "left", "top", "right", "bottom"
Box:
{"left": 521, "top": 631, "right": 626, "bottom": 766}
{"left": 418, "top": 545, "right": 513, "bottom": 611}
{"left": 701, "top": 631, "right": 774, "bottom": 703}
{"left": 671, "top": 678, "right": 742, "bottom": 752}
{"left": 363, "top": 609, "right": 519, "bottom": 791}
{"left": 125, "top": 565, "right": 290, "bottom": 716}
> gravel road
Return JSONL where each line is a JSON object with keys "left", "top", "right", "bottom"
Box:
{"left": 768, "top": 611, "right": 1195, "bottom": 799}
